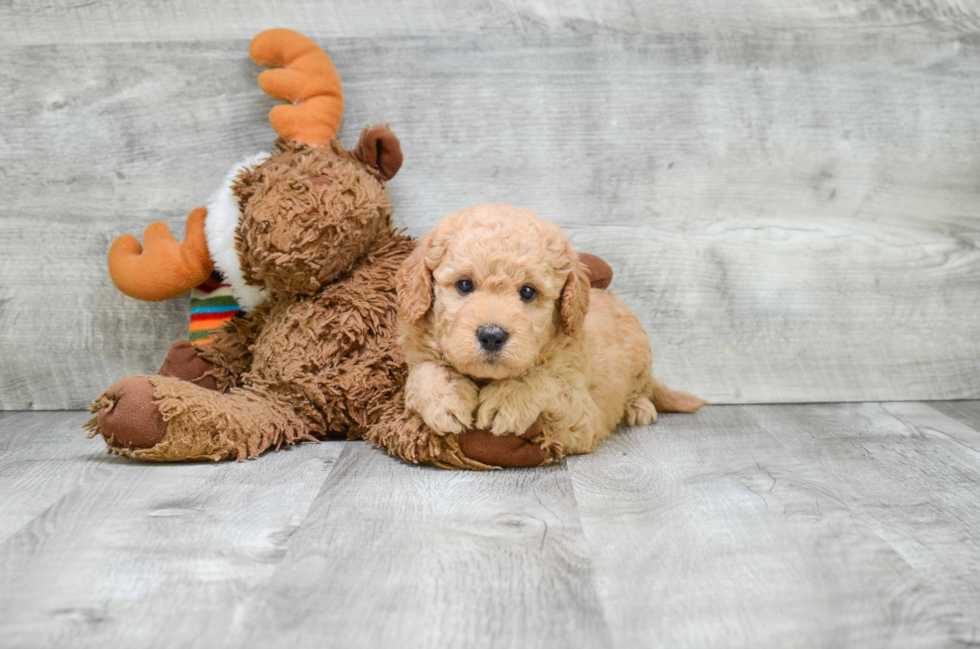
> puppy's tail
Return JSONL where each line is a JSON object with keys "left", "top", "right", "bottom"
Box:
{"left": 650, "top": 379, "right": 708, "bottom": 413}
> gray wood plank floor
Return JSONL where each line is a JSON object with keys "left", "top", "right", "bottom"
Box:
{"left": 1, "top": 403, "right": 979, "bottom": 648}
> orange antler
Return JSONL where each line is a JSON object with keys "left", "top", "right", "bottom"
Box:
{"left": 249, "top": 29, "right": 344, "bottom": 147}
{"left": 108, "top": 208, "right": 213, "bottom": 301}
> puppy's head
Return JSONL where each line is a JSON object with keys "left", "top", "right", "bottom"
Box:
{"left": 397, "top": 204, "right": 590, "bottom": 380}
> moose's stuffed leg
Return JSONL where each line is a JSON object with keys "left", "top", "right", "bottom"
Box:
{"left": 192, "top": 309, "right": 267, "bottom": 391}
{"left": 86, "top": 375, "right": 319, "bottom": 461}
{"left": 456, "top": 416, "right": 559, "bottom": 468}
{"left": 367, "top": 402, "right": 488, "bottom": 470}
{"left": 366, "top": 390, "right": 560, "bottom": 470}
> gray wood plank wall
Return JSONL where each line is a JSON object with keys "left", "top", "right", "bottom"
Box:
{"left": 1, "top": 1, "right": 978, "bottom": 409}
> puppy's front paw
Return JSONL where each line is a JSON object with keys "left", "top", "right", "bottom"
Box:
{"left": 425, "top": 399, "right": 473, "bottom": 435}
{"left": 475, "top": 381, "right": 543, "bottom": 436}
{"left": 407, "top": 381, "right": 478, "bottom": 436}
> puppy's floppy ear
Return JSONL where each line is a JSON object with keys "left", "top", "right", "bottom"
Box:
{"left": 396, "top": 233, "right": 437, "bottom": 324}
{"left": 559, "top": 243, "right": 591, "bottom": 335}
{"left": 353, "top": 124, "right": 403, "bottom": 181}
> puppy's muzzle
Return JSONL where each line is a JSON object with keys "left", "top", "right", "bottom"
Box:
{"left": 477, "top": 324, "right": 509, "bottom": 352}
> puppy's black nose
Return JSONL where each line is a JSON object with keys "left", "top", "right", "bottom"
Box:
{"left": 477, "top": 325, "right": 509, "bottom": 352}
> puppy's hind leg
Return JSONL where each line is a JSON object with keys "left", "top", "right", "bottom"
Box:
{"left": 621, "top": 375, "right": 707, "bottom": 428}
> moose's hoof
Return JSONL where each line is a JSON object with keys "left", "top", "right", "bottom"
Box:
{"left": 157, "top": 340, "right": 217, "bottom": 390}
{"left": 457, "top": 416, "right": 547, "bottom": 468}
{"left": 98, "top": 376, "right": 168, "bottom": 449}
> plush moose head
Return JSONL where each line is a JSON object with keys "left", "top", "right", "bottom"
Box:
{"left": 108, "top": 29, "right": 403, "bottom": 310}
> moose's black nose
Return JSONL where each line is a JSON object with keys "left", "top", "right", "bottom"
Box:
{"left": 477, "top": 325, "right": 509, "bottom": 352}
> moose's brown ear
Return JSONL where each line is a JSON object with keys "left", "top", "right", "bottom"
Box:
{"left": 354, "top": 125, "right": 403, "bottom": 180}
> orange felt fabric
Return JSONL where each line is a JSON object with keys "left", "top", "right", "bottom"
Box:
{"left": 249, "top": 28, "right": 344, "bottom": 146}
{"left": 108, "top": 207, "right": 214, "bottom": 301}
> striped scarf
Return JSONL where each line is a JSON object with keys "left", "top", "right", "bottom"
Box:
{"left": 189, "top": 272, "right": 244, "bottom": 344}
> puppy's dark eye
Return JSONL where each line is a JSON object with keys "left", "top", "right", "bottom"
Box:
{"left": 519, "top": 285, "right": 537, "bottom": 301}
{"left": 456, "top": 279, "right": 474, "bottom": 294}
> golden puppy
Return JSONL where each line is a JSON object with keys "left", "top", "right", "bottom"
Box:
{"left": 396, "top": 204, "right": 705, "bottom": 458}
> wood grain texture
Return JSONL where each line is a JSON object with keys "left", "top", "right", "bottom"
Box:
{"left": 0, "top": 411, "right": 103, "bottom": 545}
{"left": 0, "top": 412, "right": 347, "bottom": 648}
{"left": 1, "top": 0, "right": 977, "bottom": 45}
{"left": 5, "top": 404, "right": 980, "bottom": 647}
{"left": 568, "top": 405, "right": 972, "bottom": 647}
{"left": 746, "top": 402, "right": 980, "bottom": 627}
{"left": 225, "top": 441, "right": 612, "bottom": 649}
{"left": 929, "top": 400, "right": 980, "bottom": 432}
{"left": 2, "top": 2, "right": 980, "bottom": 408}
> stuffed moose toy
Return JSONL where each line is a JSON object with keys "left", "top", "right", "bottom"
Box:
{"left": 86, "top": 29, "right": 614, "bottom": 469}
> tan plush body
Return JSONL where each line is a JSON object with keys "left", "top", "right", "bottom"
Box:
{"left": 396, "top": 204, "right": 706, "bottom": 457}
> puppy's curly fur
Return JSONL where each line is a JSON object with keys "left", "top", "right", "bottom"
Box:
{"left": 396, "top": 204, "right": 706, "bottom": 457}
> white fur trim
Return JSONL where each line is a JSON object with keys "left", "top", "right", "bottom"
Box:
{"left": 205, "top": 152, "right": 271, "bottom": 312}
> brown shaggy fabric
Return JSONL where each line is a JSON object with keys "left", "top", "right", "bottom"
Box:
{"left": 88, "top": 134, "right": 496, "bottom": 469}
{"left": 234, "top": 138, "right": 394, "bottom": 300}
